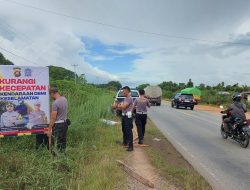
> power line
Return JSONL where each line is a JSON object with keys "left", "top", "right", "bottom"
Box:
{"left": 0, "top": 22, "right": 76, "bottom": 68}
{"left": 0, "top": 45, "right": 39, "bottom": 66}
{"left": 0, "top": 18, "right": 32, "bottom": 44}
{"left": 0, "top": 45, "right": 81, "bottom": 74}
{"left": 0, "top": 17, "right": 57, "bottom": 60}
{"left": 0, "top": 45, "right": 82, "bottom": 79}
{"left": 3, "top": 0, "right": 250, "bottom": 46}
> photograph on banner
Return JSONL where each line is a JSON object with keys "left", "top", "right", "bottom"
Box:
{"left": 0, "top": 66, "right": 50, "bottom": 136}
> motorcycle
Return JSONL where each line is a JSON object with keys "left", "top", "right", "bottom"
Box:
{"left": 220, "top": 109, "right": 250, "bottom": 148}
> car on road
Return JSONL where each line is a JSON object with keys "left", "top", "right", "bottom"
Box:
{"left": 171, "top": 93, "right": 196, "bottom": 110}
{"left": 112, "top": 89, "right": 140, "bottom": 116}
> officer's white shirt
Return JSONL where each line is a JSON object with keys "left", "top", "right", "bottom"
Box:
{"left": 0, "top": 111, "right": 23, "bottom": 127}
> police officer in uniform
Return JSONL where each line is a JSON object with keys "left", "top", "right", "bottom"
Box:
{"left": 29, "top": 101, "right": 48, "bottom": 149}
{"left": 15, "top": 100, "right": 29, "bottom": 124}
{"left": 0, "top": 102, "right": 24, "bottom": 129}
{"left": 47, "top": 87, "right": 68, "bottom": 153}
{"left": 113, "top": 86, "right": 134, "bottom": 151}
{"left": 29, "top": 101, "right": 48, "bottom": 127}
{"left": 133, "top": 89, "right": 150, "bottom": 144}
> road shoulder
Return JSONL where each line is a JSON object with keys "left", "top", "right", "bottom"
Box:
{"left": 144, "top": 119, "right": 212, "bottom": 190}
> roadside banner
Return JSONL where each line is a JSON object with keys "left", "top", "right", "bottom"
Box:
{"left": 0, "top": 66, "right": 50, "bottom": 137}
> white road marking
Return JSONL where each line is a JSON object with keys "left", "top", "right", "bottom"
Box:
{"left": 162, "top": 101, "right": 219, "bottom": 126}
{"left": 176, "top": 142, "right": 187, "bottom": 151}
{"left": 175, "top": 109, "right": 219, "bottom": 126}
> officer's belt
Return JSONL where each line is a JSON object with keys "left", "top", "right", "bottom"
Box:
{"left": 55, "top": 120, "right": 66, "bottom": 124}
{"left": 136, "top": 112, "right": 147, "bottom": 114}
{"left": 122, "top": 113, "right": 132, "bottom": 116}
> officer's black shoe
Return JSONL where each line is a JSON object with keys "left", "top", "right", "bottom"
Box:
{"left": 127, "top": 147, "right": 134, "bottom": 152}
{"left": 138, "top": 141, "right": 143, "bottom": 145}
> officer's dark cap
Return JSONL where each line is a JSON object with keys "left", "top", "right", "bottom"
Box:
{"left": 139, "top": 89, "right": 145, "bottom": 95}
{"left": 13, "top": 67, "right": 21, "bottom": 70}
{"left": 122, "top": 86, "right": 131, "bottom": 92}
{"left": 49, "top": 87, "right": 59, "bottom": 94}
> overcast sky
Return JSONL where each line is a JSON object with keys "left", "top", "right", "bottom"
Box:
{"left": 0, "top": 0, "right": 250, "bottom": 87}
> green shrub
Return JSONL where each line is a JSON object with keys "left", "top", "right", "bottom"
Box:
{"left": 0, "top": 80, "right": 117, "bottom": 190}
{"left": 162, "top": 90, "right": 176, "bottom": 99}
{"left": 200, "top": 90, "right": 232, "bottom": 105}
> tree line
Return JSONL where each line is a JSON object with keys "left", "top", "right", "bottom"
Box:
{"left": 0, "top": 53, "right": 14, "bottom": 65}
{"left": 1, "top": 51, "right": 249, "bottom": 105}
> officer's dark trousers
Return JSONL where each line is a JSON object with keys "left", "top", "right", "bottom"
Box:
{"left": 52, "top": 123, "right": 68, "bottom": 152}
{"left": 122, "top": 116, "right": 133, "bottom": 147}
{"left": 135, "top": 114, "right": 147, "bottom": 142}
{"left": 36, "top": 134, "right": 48, "bottom": 149}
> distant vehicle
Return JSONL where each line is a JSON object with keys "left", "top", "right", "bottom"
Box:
{"left": 171, "top": 93, "right": 195, "bottom": 110}
{"left": 144, "top": 85, "right": 162, "bottom": 106}
{"left": 181, "top": 87, "right": 201, "bottom": 105}
{"left": 112, "top": 89, "right": 139, "bottom": 116}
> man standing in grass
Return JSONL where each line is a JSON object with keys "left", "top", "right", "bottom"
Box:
{"left": 47, "top": 87, "right": 68, "bottom": 153}
{"left": 113, "top": 86, "right": 134, "bottom": 151}
{"left": 133, "top": 89, "right": 150, "bottom": 145}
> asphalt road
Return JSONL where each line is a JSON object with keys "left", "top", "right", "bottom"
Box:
{"left": 148, "top": 102, "right": 250, "bottom": 190}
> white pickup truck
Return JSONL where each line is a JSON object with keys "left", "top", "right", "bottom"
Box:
{"left": 112, "top": 89, "right": 140, "bottom": 116}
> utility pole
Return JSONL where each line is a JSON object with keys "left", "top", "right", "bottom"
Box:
{"left": 72, "top": 64, "right": 79, "bottom": 84}
{"left": 80, "top": 73, "right": 86, "bottom": 84}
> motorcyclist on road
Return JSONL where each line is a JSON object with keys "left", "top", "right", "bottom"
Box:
{"left": 222, "top": 93, "right": 247, "bottom": 132}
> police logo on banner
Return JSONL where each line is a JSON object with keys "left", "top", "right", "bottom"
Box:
{"left": 13, "top": 67, "right": 22, "bottom": 77}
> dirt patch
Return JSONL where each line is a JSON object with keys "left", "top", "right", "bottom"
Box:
{"left": 123, "top": 147, "right": 177, "bottom": 190}
{"left": 195, "top": 104, "right": 222, "bottom": 113}
{"left": 196, "top": 104, "right": 250, "bottom": 118}
{"left": 116, "top": 124, "right": 177, "bottom": 190}
{"left": 115, "top": 116, "right": 211, "bottom": 190}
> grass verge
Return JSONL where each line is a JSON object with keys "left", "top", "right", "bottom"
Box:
{"left": 0, "top": 81, "right": 127, "bottom": 190}
{"left": 144, "top": 120, "right": 212, "bottom": 190}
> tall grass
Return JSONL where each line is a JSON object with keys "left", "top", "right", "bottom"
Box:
{"left": 0, "top": 81, "right": 126, "bottom": 190}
